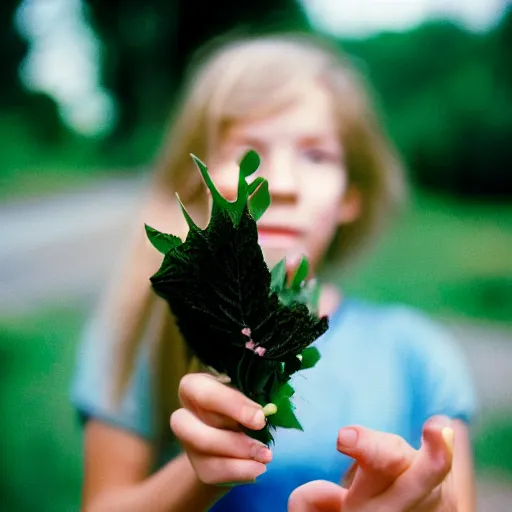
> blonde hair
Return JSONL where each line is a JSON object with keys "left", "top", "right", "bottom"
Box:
{"left": 104, "top": 33, "right": 406, "bottom": 442}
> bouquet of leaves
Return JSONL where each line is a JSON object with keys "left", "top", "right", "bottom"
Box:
{"left": 145, "top": 151, "right": 328, "bottom": 445}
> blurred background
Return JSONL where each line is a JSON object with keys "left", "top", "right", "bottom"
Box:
{"left": 1, "top": 0, "right": 511, "bottom": 510}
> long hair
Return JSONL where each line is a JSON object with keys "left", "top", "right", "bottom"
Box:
{"left": 103, "top": 33, "right": 406, "bottom": 443}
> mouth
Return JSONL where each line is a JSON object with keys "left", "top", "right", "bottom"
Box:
{"left": 257, "top": 226, "right": 303, "bottom": 246}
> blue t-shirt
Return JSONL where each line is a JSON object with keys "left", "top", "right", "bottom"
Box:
{"left": 71, "top": 299, "right": 476, "bottom": 511}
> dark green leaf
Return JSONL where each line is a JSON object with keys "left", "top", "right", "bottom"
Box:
{"left": 147, "top": 152, "right": 328, "bottom": 445}
{"left": 144, "top": 224, "right": 182, "bottom": 254}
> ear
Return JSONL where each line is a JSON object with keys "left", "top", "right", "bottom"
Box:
{"left": 338, "top": 186, "right": 362, "bottom": 225}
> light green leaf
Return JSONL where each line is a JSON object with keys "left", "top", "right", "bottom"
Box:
{"left": 291, "top": 256, "right": 309, "bottom": 289}
{"left": 248, "top": 179, "right": 271, "bottom": 221}
{"left": 145, "top": 224, "right": 182, "bottom": 254}
{"left": 271, "top": 396, "right": 303, "bottom": 430}
{"left": 270, "top": 259, "right": 287, "bottom": 293}
{"left": 248, "top": 177, "right": 265, "bottom": 195}
{"left": 176, "top": 193, "right": 200, "bottom": 232}
{"left": 300, "top": 346, "right": 321, "bottom": 370}
{"left": 239, "top": 150, "right": 261, "bottom": 177}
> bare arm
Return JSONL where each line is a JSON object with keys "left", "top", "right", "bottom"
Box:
{"left": 82, "top": 374, "right": 270, "bottom": 512}
{"left": 82, "top": 421, "right": 227, "bottom": 512}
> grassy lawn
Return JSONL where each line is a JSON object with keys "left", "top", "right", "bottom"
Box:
{"left": 474, "top": 412, "right": 512, "bottom": 476}
{"left": 0, "top": 305, "right": 86, "bottom": 512}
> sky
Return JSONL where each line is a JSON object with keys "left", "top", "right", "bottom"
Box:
{"left": 303, "top": 0, "right": 507, "bottom": 37}
{"left": 15, "top": 0, "right": 509, "bottom": 135}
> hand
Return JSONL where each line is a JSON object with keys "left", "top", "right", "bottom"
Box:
{"left": 170, "top": 373, "right": 272, "bottom": 486}
{"left": 288, "top": 416, "right": 456, "bottom": 511}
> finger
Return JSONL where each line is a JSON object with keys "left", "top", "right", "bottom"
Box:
{"left": 336, "top": 426, "right": 415, "bottom": 501}
{"left": 179, "top": 373, "right": 266, "bottom": 430}
{"left": 288, "top": 480, "right": 347, "bottom": 512}
{"left": 377, "top": 416, "right": 454, "bottom": 509}
{"left": 170, "top": 408, "right": 272, "bottom": 464}
{"left": 190, "top": 454, "right": 267, "bottom": 486}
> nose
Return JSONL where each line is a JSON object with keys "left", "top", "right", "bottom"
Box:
{"left": 263, "top": 148, "right": 299, "bottom": 203}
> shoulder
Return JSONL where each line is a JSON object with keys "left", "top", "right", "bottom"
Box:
{"left": 70, "top": 311, "right": 157, "bottom": 440}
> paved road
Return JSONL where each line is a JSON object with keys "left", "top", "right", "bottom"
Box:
{"left": 2, "top": 178, "right": 511, "bottom": 509}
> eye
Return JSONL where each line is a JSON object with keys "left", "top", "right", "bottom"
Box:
{"left": 303, "top": 148, "right": 338, "bottom": 164}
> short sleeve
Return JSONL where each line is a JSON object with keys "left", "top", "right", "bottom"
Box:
{"left": 69, "top": 311, "right": 156, "bottom": 440}
{"left": 395, "top": 307, "right": 478, "bottom": 442}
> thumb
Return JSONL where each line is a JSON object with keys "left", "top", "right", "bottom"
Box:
{"left": 288, "top": 480, "right": 347, "bottom": 512}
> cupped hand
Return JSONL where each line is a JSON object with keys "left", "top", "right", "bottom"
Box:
{"left": 170, "top": 373, "right": 272, "bottom": 486}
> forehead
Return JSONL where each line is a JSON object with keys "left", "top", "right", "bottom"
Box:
{"left": 224, "top": 83, "right": 338, "bottom": 143}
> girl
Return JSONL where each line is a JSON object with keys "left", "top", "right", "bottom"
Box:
{"left": 71, "top": 33, "right": 477, "bottom": 511}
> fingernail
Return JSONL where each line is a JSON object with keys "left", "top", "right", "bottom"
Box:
{"left": 251, "top": 408, "right": 266, "bottom": 430}
{"left": 338, "top": 428, "right": 358, "bottom": 449}
{"left": 251, "top": 445, "right": 273, "bottom": 463}
{"left": 441, "top": 427, "right": 454, "bottom": 455}
{"left": 262, "top": 403, "right": 278, "bottom": 417}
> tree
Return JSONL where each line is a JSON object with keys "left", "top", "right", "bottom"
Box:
{"left": 84, "top": 0, "right": 310, "bottom": 143}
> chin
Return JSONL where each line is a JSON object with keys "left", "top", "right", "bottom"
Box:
{"left": 261, "top": 247, "right": 285, "bottom": 270}
{"left": 261, "top": 245, "right": 310, "bottom": 271}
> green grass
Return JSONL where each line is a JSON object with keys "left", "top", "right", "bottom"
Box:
{"left": 474, "top": 413, "right": 512, "bottom": 477}
{"left": 0, "top": 114, "right": 161, "bottom": 203}
{"left": 337, "top": 192, "right": 512, "bottom": 324}
{"left": 0, "top": 305, "right": 86, "bottom": 512}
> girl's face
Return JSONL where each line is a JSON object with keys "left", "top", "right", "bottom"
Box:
{"left": 209, "top": 83, "right": 360, "bottom": 271}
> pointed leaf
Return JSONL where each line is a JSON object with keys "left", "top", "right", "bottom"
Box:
{"left": 145, "top": 224, "right": 182, "bottom": 254}
{"left": 291, "top": 256, "right": 309, "bottom": 289}
{"left": 307, "top": 279, "right": 321, "bottom": 313}
{"left": 248, "top": 177, "right": 265, "bottom": 195}
{"left": 239, "top": 149, "right": 260, "bottom": 177}
{"left": 271, "top": 396, "right": 303, "bottom": 430}
{"left": 176, "top": 193, "right": 199, "bottom": 231}
{"left": 270, "top": 259, "right": 287, "bottom": 293}
{"left": 191, "top": 154, "right": 245, "bottom": 226}
{"left": 271, "top": 380, "right": 295, "bottom": 403}
{"left": 248, "top": 179, "right": 270, "bottom": 221}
